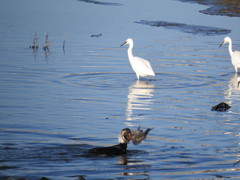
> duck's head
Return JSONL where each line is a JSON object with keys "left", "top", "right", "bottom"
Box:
{"left": 118, "top": 128, "right": 132, "bottom": 144}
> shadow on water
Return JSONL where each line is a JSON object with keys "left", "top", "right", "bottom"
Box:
{"left": 177, "top": 0, "right": 240, "bottom": 17}
{"left": 135, "top": 20, "right": 231, "bottom": 36}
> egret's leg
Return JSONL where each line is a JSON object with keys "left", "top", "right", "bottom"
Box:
{"left": 136, "top": 74, "right": 139, "bottom": 80}
{"left": 235, "top": 67, "right": 238, "bottom": 73}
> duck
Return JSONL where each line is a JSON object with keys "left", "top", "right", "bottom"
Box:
{"left": 131, "top": 126, "right": 153, "bottom": 145}
{"left": 88, "top": 128, "right": 132, "bottom": 155}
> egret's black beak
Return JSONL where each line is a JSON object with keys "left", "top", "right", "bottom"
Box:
{"left": 120, "top": 41, "right": 127, "bottom": 47}
{"left": 219, "top": 41, "right": 224, "bottom": 48}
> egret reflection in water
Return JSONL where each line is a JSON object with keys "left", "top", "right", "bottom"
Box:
{"left": 126, "top": 80, "right": 155, "bottom": 124}
{"left": 220, "top": 73, "right": 240, "bottom": 116}
{"left": 224, "top": 73, "right": 240, "bottom": 103}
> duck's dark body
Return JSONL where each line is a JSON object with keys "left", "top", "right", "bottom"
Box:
{"left": 88, "top": 128, "right": 131, "bottom": 156}
{"left": 88, "top": 143, "right": 127, "bottom": 155}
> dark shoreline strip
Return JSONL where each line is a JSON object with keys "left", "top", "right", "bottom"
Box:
{"left": 135, "top": 20, "right": 231, "bottom": 36}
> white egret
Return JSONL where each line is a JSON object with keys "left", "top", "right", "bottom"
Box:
{"left": 219, "top": 37, "right": 240, "bottom": 72}
{"left": 121, "top": 38, "right": 155, "bottom": 79}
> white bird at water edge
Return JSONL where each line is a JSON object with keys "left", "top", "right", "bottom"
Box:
{"left": 219, "top": 37, "right": 240, "bottom": 73}
{"left": 121, "top": 38, "right": 155, "bottom": 80}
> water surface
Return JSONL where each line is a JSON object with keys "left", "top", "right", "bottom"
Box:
{"left": 1, "top": 0, "right": 240, "bottom": 179}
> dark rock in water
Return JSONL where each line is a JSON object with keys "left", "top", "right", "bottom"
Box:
{"left": 211, "top": 102, "right": 231, "bottom": 112}
{"left": 135, "top": 20, "right": 231, "bottom": 36}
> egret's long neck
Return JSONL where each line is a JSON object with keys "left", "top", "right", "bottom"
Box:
{"left": 127, "top": 43, "right": 134, "bottom": 62}
{"left": 228, "top": 39, "right": 233, "bottom": 56}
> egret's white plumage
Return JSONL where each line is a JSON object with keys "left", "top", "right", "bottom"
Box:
{"left": 220, "top": 37, "right": 240, "bottom": 72}
{"left": 121, "top": 38, "right": 155, "bottom": 79}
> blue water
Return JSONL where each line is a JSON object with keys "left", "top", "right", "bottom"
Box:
{"left": 1, "top": 0, "right": 240, "bottom": 179}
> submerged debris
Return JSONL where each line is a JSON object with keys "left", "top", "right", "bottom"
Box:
{"left": 43, "top": 34, "right": 50, "bottom": 51}
{"left": 29, "top": 33, "right": 39, "bottom": 49}
{"left": 211, "top": 102, "right": 231, "bottom": 112}
{"left": 91, "top": 33, "right": 102, "bottom": 38}
{"left": 63, "top": 39, "right": 65, "bottom": 51}
{"left": 78, "top": 0, "right": 122, "bottom": 6}
{"left": 63, "top": 32, "right": 67, "bottom": 52}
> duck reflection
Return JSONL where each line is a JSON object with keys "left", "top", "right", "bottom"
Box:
{"left": 126, "top": 80, "right": 155, "bottom": 123}
{"left": 118, "top": 155, "right": 150, "bottom": 179}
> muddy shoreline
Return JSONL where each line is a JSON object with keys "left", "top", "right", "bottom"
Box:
{"left": 176, "top": 0, "right": 240, "bottom": 17}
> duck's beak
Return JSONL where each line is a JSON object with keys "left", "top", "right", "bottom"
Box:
{"left": 125, "top": 131, "right": 132, "bottom": 141}
{"left": 122, "top": 129, "right": 132, "bottom": 141}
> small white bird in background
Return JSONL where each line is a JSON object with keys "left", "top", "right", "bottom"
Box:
{"left": 219, "top": 37, "right": 240, "bottom": 73}
{"left": 121, "top": 38, "right": 155, "bottom": 80}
